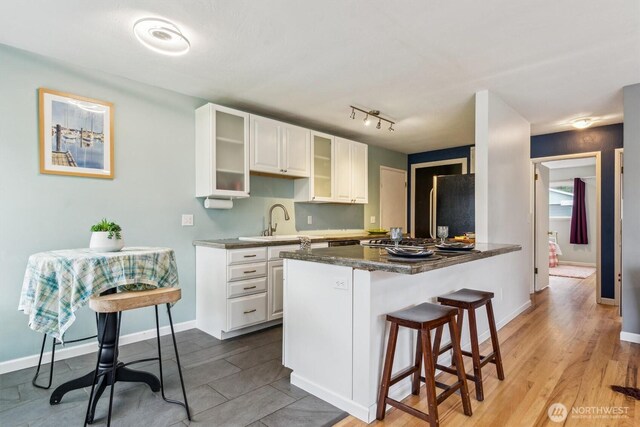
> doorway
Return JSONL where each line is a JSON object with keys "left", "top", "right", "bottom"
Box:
{"left": 379, "top": 166, "right": 407, "bottom": 231}
{"left": 532, "top": 153, "right": 602, "bottom": 302}
{"left": 614, "top": 148, "right": 623, "bottom": 314}
{"left": 410, "top": 159, "right": 467, "bottom": 238}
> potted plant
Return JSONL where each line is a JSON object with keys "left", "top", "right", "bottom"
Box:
{"left": 89, "top": 219, "right": 124, "bottom": 252}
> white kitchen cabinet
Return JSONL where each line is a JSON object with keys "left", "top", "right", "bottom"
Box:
{"left": 334, "top": 137, "right": 368, "bottom": 204}
{"left": 294, "top": 131, "right": 335, "bottom": 202}
{"left": 196, "top": 241, "right": 328, "bottom": 340}
{"left": 195, "top": 103, "right": 250, "bottom": 198}
{"left": 268, "top": 260, "right": 284, "bottom": 320}
{"left": 250, "top": 115, "right": 310, "bottom": 177}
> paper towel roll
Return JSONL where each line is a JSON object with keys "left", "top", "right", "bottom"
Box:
{"left": 204, "top": 198, "right": 233, "bottom": 209}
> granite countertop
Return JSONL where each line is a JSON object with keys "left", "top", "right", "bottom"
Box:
{"left": 279, "top": 243, "right": 521, "bottom": 274}
{"left": 193, "top": 233, "right": 382, "bottom": 249}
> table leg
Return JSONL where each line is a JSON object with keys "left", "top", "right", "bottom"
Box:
{"left": 50, "top": 289, "right": 160, "bottom": 406}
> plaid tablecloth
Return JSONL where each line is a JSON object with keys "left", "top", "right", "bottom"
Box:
{"left": 19, "top": 247, "right": 179, "bottom": 341}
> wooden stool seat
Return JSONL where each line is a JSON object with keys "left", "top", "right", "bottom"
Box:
{"left": 377, "top": 302, "right": 472, "bottom": 426}
{"left": 435, "top": 288, "right": 504, "bottom": 401}
{"left": 387, "top": 303, "right": 457, "bottom": 329}
{"left": 89, "top": 288, "right": 181, "bottom": 313}
{"left": 437, "top": 288, "right": 494, "bottom": 308}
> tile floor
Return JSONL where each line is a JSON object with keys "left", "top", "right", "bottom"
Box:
{"left": 0, "top": 326, "right": 347, "bottom": 426}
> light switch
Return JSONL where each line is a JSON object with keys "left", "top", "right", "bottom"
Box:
{"left": 370, "top": 216, "right": 376, "bottom": 224}
{"left": 307, "top": 216, "right": 313, "bottom": 225}
{"left": 181, "top": 214, "right": 194, "bottom": 226}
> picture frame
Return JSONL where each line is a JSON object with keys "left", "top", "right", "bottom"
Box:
{"left": 39, "top": 88, "right": 114, "bottom": 179}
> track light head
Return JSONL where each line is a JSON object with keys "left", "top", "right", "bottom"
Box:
{"left": 388, "top": 124, "right": 394, "bottom": 132}
{"left": 364, "top": 114, "right": 370, "bottom": 126}
{"left": 350, "top": 108, "right": 356, "bottom": 119}
{"left": 376, "top": 119, "right": 381, "bottom": 129}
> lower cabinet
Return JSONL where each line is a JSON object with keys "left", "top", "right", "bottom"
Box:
{"left": 268, "top": 260, "right": 284, "bottom": 320}
{"left": 195, "top": 242, "right": 327, "bottom": 340}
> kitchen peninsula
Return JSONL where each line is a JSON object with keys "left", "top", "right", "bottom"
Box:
{"left": 281, "top": 243, "right": 527, "bottom": 423}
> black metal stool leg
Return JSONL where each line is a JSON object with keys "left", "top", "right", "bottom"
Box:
{"left": 106, "top": 312, "right": 122, "bottom": 426}
{"left": 33, "top": 334, "right": 56, "bottom": 389}
{"left": 166, "top": 303, "right": 191, "bottom": 421}
{"left": 85, "top": 313, "right": 110, "bottom": 426}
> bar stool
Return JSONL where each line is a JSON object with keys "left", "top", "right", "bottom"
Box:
{"left": 85, "top": 288, "right": 190, "bottom": 426}
{"left": 435, "top": 288, "right": 505, "bottom": 401}
{"left": 32, "top": 326, "right": 97, "bottom": 389}
{"left": 377, "top": 302, "right": 472, "bottom": 426}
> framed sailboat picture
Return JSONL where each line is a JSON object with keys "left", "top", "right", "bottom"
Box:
{"left": 39, "top": 88, "right": 114, "bottom": 178}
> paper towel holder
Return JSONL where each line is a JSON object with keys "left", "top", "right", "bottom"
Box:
{"left": 204, "top": 197, "right": 233, "bottom": 209}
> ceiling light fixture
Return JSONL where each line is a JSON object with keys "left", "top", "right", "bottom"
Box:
{"left": 571, "top": 117, "right": 593, "bottom": 130}
{"left": 350, "top": 106, "right": 395, "bottom": 131}
{"left": 133, "top": 18, "right": 190, "bottom": 56}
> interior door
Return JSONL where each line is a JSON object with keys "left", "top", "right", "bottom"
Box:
{"left": 413, "top": 164, "right": 463, "bottom": 238}
{"left": 380, "top": 167, "right": 407, "bottom": 230}
{"left": 250, "top": 116, "right": 281, "bottom": 174}
{"left": 334, "top": 138, "right": 352, "bottom": 202}
{"left": 282, "top": 124, "right": 310, "bottom": 177}
{"left": 535, "top": 164, "right": 550, "bottom": 291}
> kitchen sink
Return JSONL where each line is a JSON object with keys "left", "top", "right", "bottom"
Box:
{"left": 238, "top": 235, "right": 324, "bottom": 242}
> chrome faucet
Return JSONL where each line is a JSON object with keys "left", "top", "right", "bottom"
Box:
{"left": 264, "top": 203, "right": 290, "bottom": 236}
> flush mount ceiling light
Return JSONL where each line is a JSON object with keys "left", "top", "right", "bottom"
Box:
{"left": 350, "top": 106, "right": 395, "bottom": 131}
{"left": 571, "top": 117, "right": 594, "bottom": 129}
{"left": 133, "top": 18, "right": 190, "bottom": 56}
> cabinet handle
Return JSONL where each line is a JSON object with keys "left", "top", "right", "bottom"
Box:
{"left": 244, "top": 309, "right": 257, "bottom": 314}
{"left": 243, "top": 285, "right": 257, "bottom": 290}
{"left": 243, "top": 270, "right": 257, "bottom": 274}
{"left": 243, "top": 254, "right": 257, "bottom": 258}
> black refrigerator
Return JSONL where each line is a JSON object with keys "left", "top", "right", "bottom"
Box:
{"left": 431, "top": 174, "right": 475, "bottom": 238}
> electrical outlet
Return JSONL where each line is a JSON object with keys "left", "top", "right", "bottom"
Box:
{"left": 181, "top": 214, "right": 194, "bottom": 226}
{"left": 334, "top": 279, "right": 348, "bottom": 290}
{"left": 370, "top": 216, "right": 376, "bottom": 224}
{"left": 307, "top": 215, "right": 313, "bottom": 225}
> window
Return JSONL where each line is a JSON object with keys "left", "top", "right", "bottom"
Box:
{"left": 549, "top": 181, "right": 574, "bottom": 218}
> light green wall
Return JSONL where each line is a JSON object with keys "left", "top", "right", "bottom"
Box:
{"left": 0, "top": 44, "right": 406, "bottom": 363}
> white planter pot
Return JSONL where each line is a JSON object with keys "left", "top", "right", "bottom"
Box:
{"left": 89, "top": 231, "right": 124, "bottom": 252}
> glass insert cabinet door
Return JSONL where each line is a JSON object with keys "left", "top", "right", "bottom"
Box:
{"left": 215, "top": 109, "right": 247, "bottom": 193}
{"left": 312, "top": 132, "right": 334, "bottom": 201}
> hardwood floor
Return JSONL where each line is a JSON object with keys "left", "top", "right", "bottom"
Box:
{"left": 335, "top": 274, "right": 640, "bottom": 427}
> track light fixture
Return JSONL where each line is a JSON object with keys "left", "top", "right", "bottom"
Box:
{"left": 349, "top": 106, "right": 395, "bottom": 131}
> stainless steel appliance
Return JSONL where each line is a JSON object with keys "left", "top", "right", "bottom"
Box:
{"left": 328, "top": 239, "right": 361, "bottom": 247}
{"left": 431, "top": 174, "right": 475, "bottom": 238}
{"left": 361, "top": 237, "right": 436, "bottom": 249}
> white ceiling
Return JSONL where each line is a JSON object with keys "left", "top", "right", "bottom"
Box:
{"left": 0, "top": 0, "right": 638, "bottom": 154}
{"left": 543, "top": 157, "right": 596, "bottom": 169}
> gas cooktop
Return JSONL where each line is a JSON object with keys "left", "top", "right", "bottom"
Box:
{"left": 363, "top": 237, "right": 436, "bottom": 249}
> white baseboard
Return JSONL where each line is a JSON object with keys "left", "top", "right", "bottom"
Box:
{"left": 558, "top": 261, "right": 596, "bottom": 267}
{"left": 620, "top": 331, "right": 640, "bottom": 344}
{"left": 0, "top": 320, "right": 196, "bottom": 375}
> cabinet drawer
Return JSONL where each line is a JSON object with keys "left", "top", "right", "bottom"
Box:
{"left": 227, "top": 277, "right": 267, "bottom": 299}
{"left": 227, "top": 293, "right": 267, "bottom": 331}
{"left": 227, "top": 247, "right": 267, "bottom": 265}
{"left": 268, "top": 244, "right": 300, "bottom": 261}
{"left": 227, "top": 262, "right": 267, "bottom": 282}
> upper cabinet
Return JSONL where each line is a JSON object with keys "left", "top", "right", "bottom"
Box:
{"left": 250, "top": 115, "right": 310, "bottom": 178}
{"left": 334, "top": 138, "right": 368, "bottom": 204}
{"left": 294, "top": 131, "right": 335, "bottom": 202}
{"left": 195, "top": 103, "right": 250, "bottom": 199}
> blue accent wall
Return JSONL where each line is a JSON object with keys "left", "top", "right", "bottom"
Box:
{"left": 407, "top": 145, "right": 474, "bottom": 231}
{"left": 531, "top": 124, "right": 623, "bottom": 299}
